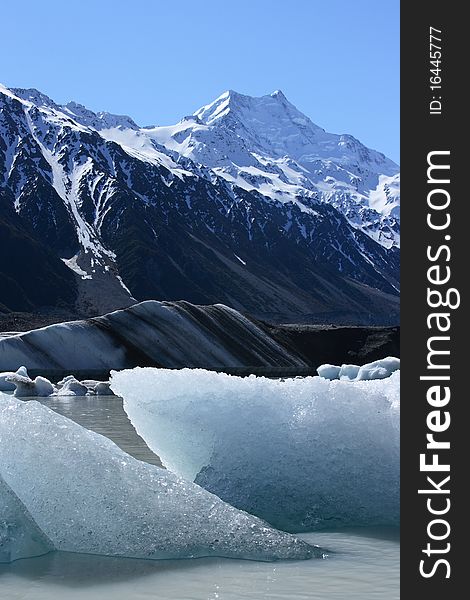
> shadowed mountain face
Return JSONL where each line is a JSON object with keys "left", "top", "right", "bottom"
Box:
{"left": 0, "top": 85, "right": 399, "bottom": 325}
{"left": 0, "top": 188, "right": 77, "bottom": 314}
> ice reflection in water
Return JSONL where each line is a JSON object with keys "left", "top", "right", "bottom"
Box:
{"left": 0, "top": 529, "right": 399, "bottom": 600}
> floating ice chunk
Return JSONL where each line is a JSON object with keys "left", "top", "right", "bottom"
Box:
{"left": 0, "top": 475, "right": 54, "bottom": 563}
{"left": 78, "top": 380, "right": 116, "bottom": 395}
{"left": 32, "top": 376, "right": 55, "bottom": 396}
{"left": 5, "top": 374, "right": 55, "bottom": 397}
{"left": 93, "top": 381, "right": 114, "bottom": 395}
{"left": 111, "top": 368, "right": 400, "bottom": 532}
{"left": 0, "top": 376, "right": 16, "bottom": 392}
{"left": 57, "top": 375, "right": 75, "bottom": 386}
{"left": 338, "top": 364, "right": 360, "bottom": 380}
{"left": 6, "top": 374, "right": 37, "bottom": 396}
{"left": 0, "top": 393, "right": 320, "bottom": 562}
{"left": 317, "top": 357, "right": 400, "bottom": 381}
{"left": 56, "top": 377, "right": 89, "bottom": 396}
{"left": 0, "top": 366, "right": 29, "bottom": 392}
{"left": 355, "top": 357, "right": 400, "bottom": 381}
{"left": 316, "top": 364, "right": 341, "bottom": 380}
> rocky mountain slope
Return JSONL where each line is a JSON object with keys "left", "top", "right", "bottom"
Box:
{"left": 0, "top": 84, "right": 399, "bottom": 325}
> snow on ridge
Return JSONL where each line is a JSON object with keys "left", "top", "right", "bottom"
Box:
{"left": 61, "top": 255, "right": 92, "bottom": 280}
{"left": 1, "top": 83, "right": 400, "bottom": 247}
{"left": 139, "top": 88, "right": 400, "bottom": 246}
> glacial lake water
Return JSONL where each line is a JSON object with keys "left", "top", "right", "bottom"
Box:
{"left": 0, "top": 395, "right": 399, "bottom": 599}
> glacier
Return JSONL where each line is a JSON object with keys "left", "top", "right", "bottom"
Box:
{"left": 111, "top": 368, "right": 400, "bottom": 532}
{"left": 0, "top": 300, "right": 306, "bottom": 371}
{"left": 0, "top": 393, "right": 320, "bottom": 562}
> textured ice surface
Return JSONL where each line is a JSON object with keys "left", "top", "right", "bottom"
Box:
{"left": 315, "top": 364, "right": 341, "bottom": 380}
{"left": 93, "top": 381, "right": 113, "bottom": 395}
{"left": 5, "top": 374, "right": 55, "bottom": 397}
{"left": 0, "top": 367, "right": 28, "bottom": 392}
{"left": 355, "top": 357, "right": 400, "bottom": 381}
{"left": 0, "top": 475, "right": 53, "bottom": 563}
{"left": 55, "top": 377, "right": 88, "bottom": 396}
{"left": 0, "top": 301, "right": 306, "bottom": 371}
{"left": 31, "top": 376, "right": 54, "bottom": 396}
{"left": 317, "top": 357, "right": 400, "bottom": 381}
{"left": 111, "top": 368, "right": 400, "bottom": 532}
{"left": 0, "top": 393, "right": 319, "bottom": 562}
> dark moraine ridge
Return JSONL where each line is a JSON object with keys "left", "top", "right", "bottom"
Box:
{"left": 264, "top": 323, "right": 400, "bottom": 369}
{"left": 0, "top": 300, "right": 399, "bottom": 375}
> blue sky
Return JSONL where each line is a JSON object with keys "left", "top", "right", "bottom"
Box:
{"left": 1, "top": 0, "right": 399, "bottom": 162}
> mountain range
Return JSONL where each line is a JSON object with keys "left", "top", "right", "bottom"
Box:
{"left": 0, "top": 84, "right": 400, "bottom": 326}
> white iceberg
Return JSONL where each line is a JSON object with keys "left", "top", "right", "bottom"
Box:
{"left": 355, "top": 357, "right": 400, "bottom": 381}
{"left": 0, "top": 393, "right": 319, "bottom": 562}
{"left": 111, "top": 368, "right": 400, "bottom": 532}
{"left": 1, "top": 370, "right": 116, "bottom": 398}
{"left": 5, "top": 373, "right": 55, "bottom": 397}
{"left": 317, "top": 357, "right": 400, "bottom": 381}
{"left": 315, "top": 364, "right": 341, "bottom": 380}
{"left": 0, "top": 475, "right": 53, "bottom": 563}
{"left": 55, "top": 377, "right": 89, "bottom": 396}
{"left": 0, "top": 366, "right": 29, "bottom": 392}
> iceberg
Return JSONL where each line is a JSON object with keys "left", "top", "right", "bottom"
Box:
{"left": 317, "top": 357, "right": 400, "bottom": 381}
{"left": 1, "top": 372, "right": 117, "bottom": 398}
{"left": 92, "top": 381, "right": 114, "bottom": 395}
{"left": 0, "top": 366, "right": 29, "bottom": 392}
{"left": 0, "top": 393, "right": 320, "bottom": 562}
{"left": 55, "top": 377, "right": 88, "bottom": 396}
{"left": 5, "top": 373, "right": 55, "bottom": 397}
{"left": 0, "top": 475, "right": 54, "bottom": 563}
{"left": 111, "top": 368, "right": 400, "bottom": 532}
{"left": 355, "top": 357, "right": 400, "bottom": 381}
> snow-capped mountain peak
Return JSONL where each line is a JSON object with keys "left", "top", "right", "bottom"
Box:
{"left": 64, "top": 101, "right": 139, "bottom": 131}
{"left": 0, "top": 82, "right": 400, "bottom": 324}
{"left": 10, "top": 87, "right": 59, "bottom": 109}
{"left": 193, "top": 88, "right": 324, "bottom": 140}
{"left": 144, "top": 89, "right": 400, "bottom": 247}
{"left": 1, "top": 85, "right": 400, "bottom": 248}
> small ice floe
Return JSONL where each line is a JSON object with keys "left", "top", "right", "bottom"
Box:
{"left": 0, "top": 368, "right": 116, "bottom": 398}
{"left": 317, "top": 356, "right": 400, "bottom": 381}
{"left": 0, "top": 366, "right": 29, "bottom": 392}
{"left": 55, "top": 377, "right": 89, "bottom": 396}
{"left": 5, "top": 373, "right": 55, "bottom": 397}
{"left": 55, "top": 378, "right": 116, "bottom": 396}
{"left": 89, "top": 381, "right": 114, "bottom": 395}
